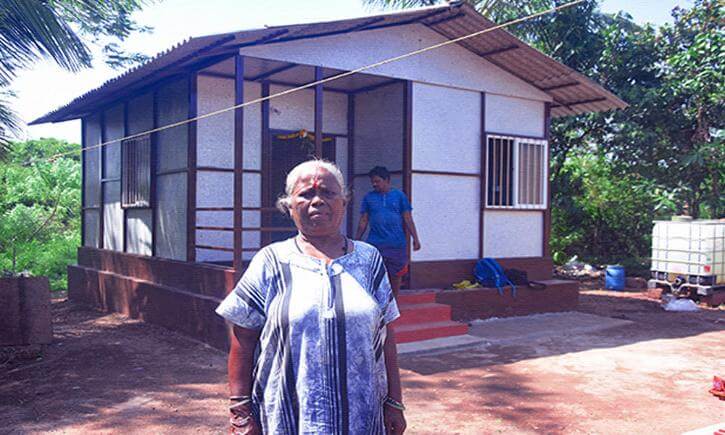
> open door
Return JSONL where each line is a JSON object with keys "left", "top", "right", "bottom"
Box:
{"left": 265, "top": 130, "right": 335, "bottom": 244}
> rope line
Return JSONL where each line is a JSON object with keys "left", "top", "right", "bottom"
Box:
{"left": 42, "top": 0, "right": 584, "bottom": 163}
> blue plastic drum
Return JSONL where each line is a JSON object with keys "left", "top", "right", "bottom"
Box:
{"left": 605, "top": 265, "right": 626, "bottom": 290}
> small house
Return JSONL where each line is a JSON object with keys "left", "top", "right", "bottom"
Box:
{"left": 32, "top": 2, "right": 626, "bottom": 347}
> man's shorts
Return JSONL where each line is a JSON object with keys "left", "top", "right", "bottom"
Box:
{"left": 377, "top": 246, "right": 408, "bottom": 277}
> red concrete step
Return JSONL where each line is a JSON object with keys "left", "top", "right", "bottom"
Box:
{"left": 396, "top": 291, "right": 437, "bottom": 304}
{"left": 396, "top": 302, "right": 451, "bottom": 326}
{"left": 391, "top": 320, "right": 469, "bottom": 344}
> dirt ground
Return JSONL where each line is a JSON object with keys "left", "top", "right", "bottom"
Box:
{"left": 1, "top": 289, "right": 723, "bottom": 434}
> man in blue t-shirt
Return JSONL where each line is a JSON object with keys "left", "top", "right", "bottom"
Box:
{"left": 355, "top": 166, "right": 421, "bottom": 297}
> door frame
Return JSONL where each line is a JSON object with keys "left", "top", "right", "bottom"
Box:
{"left": 261, "top": 128, "right": 338, "bottom": 246}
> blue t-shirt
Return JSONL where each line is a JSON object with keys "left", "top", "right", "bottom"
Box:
{"left": 360, "top": 188, "right": 412, "bottom": 248}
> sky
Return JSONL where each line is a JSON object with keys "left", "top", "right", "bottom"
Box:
{"left": 11, "top": 0, "right": 692, "bottom": 144}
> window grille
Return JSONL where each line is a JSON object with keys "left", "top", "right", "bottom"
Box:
{"left": 121, "top": 134, "right": 151, "bottom": 208}
{"left": 487, "top": 136, "right": 515, "bottom": 207}
{"left": 486, "top": 135, "right": 547, "bottom": 209}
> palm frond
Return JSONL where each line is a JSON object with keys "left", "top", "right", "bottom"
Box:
{"left": 0, "top": 0, "right": 91, "bottom": 85}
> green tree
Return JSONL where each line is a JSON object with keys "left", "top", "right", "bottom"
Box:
{"left": 0, "top": 0, "right": 154, "bottom": 154}
{"left": 583, "top": 0, "right": 724, "bottom": 219}
{"left": 551, "top": 150, "right": 676, "bottom": 271}
{"left": 363, "top": 0, "right": 722, "bottom": 260}
{"left": 0, "top": 138, "right": 81, "bottom": 290}
{"left": 648, "top": 0, "right": 723, "bottom": 217}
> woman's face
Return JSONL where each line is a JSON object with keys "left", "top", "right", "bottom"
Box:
{"left": 288, "top": 167, "right": 346, "bottom": 237}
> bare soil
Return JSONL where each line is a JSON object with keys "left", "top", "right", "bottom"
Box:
{"left": 1, "top": 289, "right": 723, "bottom": 434}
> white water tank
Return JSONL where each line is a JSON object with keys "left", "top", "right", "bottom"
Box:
{"left": 650, "top": 218, "right": 725, "bottom": 294}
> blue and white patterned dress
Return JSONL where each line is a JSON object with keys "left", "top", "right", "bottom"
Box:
{"left": 216, "top": 238, "right": 400, "bottom": 434}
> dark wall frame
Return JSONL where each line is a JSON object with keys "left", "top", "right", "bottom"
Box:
{"left": 484, "top": 131, "right": 546, "bottom": 141}
{"left": 346, "top": 94, "right": 355, "bottom": 236}
{"left": 151, "top": 90, "right": 159, "bottom": 256}
{"left": 543, "top": 102, "right": 552, "bottom": 257}
{"left": 121, "top": 102, "right": 129, "bottom": 253}
{"left": 479, "top": 92, "right": 486, "bottom": 258}
{"left": 313, "top": 66, "right": 324, "bottom": 158}
{"left": 99, "top": 111, "right": 106, "bottom": 249}
{"left": 81, "top": 118, "right": 87, "bottom": 247}
{"left": 411, "top": 169, "right": 480, "bottom": 177}
{"left": 233, "top": 54, "right": 245, "bottom": 275}
{"left": 403, "top": 81, "right": 413, "bottom": 276}
{"left": 187, "top": 73, "right": 198, "bottom": 262}
{"left": 402, "top": 81, "right": 412, "bottom": 200}
{"left": 260, "top": 81, "right": 271, "bottom": 247}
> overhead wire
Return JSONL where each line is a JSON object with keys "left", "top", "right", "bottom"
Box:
{"left": 38, "top": 0, "right": 584, "bottom": 164}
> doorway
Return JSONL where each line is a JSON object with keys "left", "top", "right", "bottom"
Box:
{"left": 264, "top": 130, "right": 336, "bottom": 244}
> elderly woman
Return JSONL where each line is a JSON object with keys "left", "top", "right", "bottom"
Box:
{"left": 216, "top": 160, "right": 407, "bottom": 435}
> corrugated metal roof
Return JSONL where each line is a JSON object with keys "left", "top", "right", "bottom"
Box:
{"left": 31, "top": 1, "right": 626, "bottom": 124}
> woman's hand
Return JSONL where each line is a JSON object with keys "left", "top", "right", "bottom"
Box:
{"left": 384, "top": 406, "right": 406, "bottom": 435}
{"left": 229, "top": 408, "right": 261, "bottom": 435}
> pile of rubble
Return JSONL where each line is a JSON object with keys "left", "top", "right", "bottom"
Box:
{"left": 554, "top": 256, "right": 648, "bottom": 289}
{"left": 555, "top": 256, "right": 603, "bottom": 280}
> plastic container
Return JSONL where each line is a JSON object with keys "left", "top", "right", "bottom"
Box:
{"left": 650, "top": 219, "right": 725, "bottom": 285}
{"left": 605, "top": 265, "right": 625, "bottom": 290}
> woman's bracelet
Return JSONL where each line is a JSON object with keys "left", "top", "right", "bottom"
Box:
{"left": 384, "top": 396, "right": 406, "bottom": 411}
{"left": 229, "top": 395, "right": 251, "bottom": 403}
{"left": 229, "top": 395, "right": 252, "bottom": 413}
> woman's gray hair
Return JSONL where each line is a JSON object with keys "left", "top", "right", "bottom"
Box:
{"left": 276, "top": 159, "right": 349, "bottom": 215}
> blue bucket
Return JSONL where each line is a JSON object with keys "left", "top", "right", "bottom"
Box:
{"left": 605, "top": 265, "right": 626, "bottom": 290}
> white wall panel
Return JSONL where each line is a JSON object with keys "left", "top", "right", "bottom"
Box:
{"left": 197, "top": 171, "right": 233, "bottom": 208}
{"left": 244, "top": 81, "right": 262, "bottom": 170}
{"left": 336, "top": 137, "right": 349, "bottom": 236}
{"left": 197, "top": 76, "right": 234, "bottom": 169}
{"left": 267, "top": 85, "right": 348, "bottom": 136}
{"left": 103, "top": 181, "right": 123, "bottom": 251}
{"left": 196, "top": 229, "right": 233, "bottom": 262}
{"left": 243, "top": 173, "right": 261, "bottom": 207}
{"left": 412, "top": 83, "right": 480, "bottom": 173}
{"left": 197, "top": 249, "right": 232, "bottom": 262}
{"left": 83, "top": 116, "right": 101, "bottom": 208}
{"left": 126, "top": 209, "right": 152, "bottom": 255}
{"left": 195, "top": 78, "right": 263, "bottom": 171}
{"left": 485, "top": 94, "right": 545, "bottom": 138}
{"left": 103, "top": 104, "right": 124, "bottom": 179}
{"left": 335, "top": 137, "right": 349, "bottom": 181}
{"left": 242, "top": 231, "right": 261, "bottom": 261}
{"left": 157, "top": 79, "right": 188, "bottom": 172}
{"left": 83, "top": 210, "right": 100, "bottom": 248}
{"left": 483, "top": 210, "right": 543, "bottom": 258}
{"left": 270, "top": 84, "right": 314, "bottom": 132}
{"left": 322, "top": 91, "right": 348, "bottom": 135}
{"left": 239, "top": 24, "right": 551, "bottom": 101}
{"left": 411, "top": 174, "right": 479, "bottom": 261}
{"left": 197, "top": 210, "right": 233, "bottom": 227}
{"left": 128, "top": 93, "right": 153, "bottom": 135}
{"left": 195, "top": 210, "right": 261, "bottom": 262}
{"left": 156, "top": 172, "right": 187, "bottom": 260}
{"left": 354, "top": 82, "right": 404, "bottom": 174}
{"left": 351, "top": 177, "right": 369, "bottom": 239}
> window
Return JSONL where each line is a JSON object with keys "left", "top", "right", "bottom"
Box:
{"left": 486, "top": 135, "right": 547, "bottom": 209}
{"left": 121, "top": 134, "right": 151, "bottom": 208}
